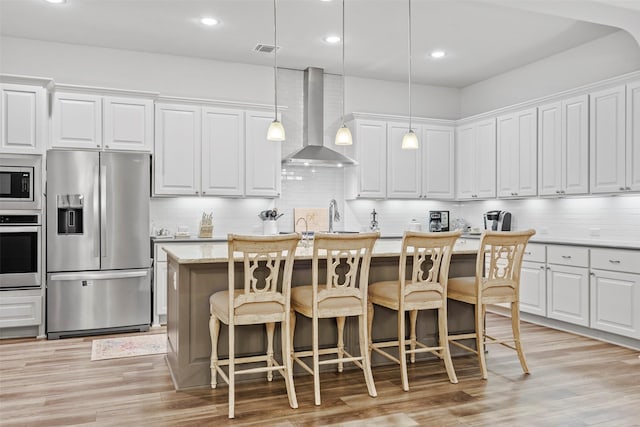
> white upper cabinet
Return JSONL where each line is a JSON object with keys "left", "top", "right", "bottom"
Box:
{"left": 245, "top": 111, "right": 281, "bottom": 197}
{"left": 627, "top": 80, "right": 640, "bottom": 192}
{"left": 347, "top": 119, "right": 387, "bottom": 199}
{"left": 456, "top": 118, "right": 496, "bottom": 200}
{"left": 103, "top": 96, "right": 153, "bottom": 152}
{"left": 590, "top": 85, "right": 626, "bottom": 193}
{"left": 387, "top": 122, "right": 421, "bottom": 199}
{"left": 0, "top": 83, "right": 46, "bottom": 154}
{"left": 52, "top": 91, "right": 154, "bottom": 152}
{"left": 201, "top": 107, "right": 244, "bottom": 196}
{"left": 497, "top": 107, "right": 537, "bottom": 198}
{"left": 154, "top": 103, "right": 201, "bottom": 196}
{"left": 52, "top": 92, "right": 102, "bottom": 150}
{"left": 422, "top": 125, "right": 455, "bottom": 200}
{"left": 538, "top": 95, "right": 589, "bottom": 196}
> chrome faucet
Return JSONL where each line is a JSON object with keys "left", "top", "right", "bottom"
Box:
{"left": 296, "top": 217, "right": 309, "bottom": 247}
{"left": 328, "top": 199, "right": 340, "bottom": 233}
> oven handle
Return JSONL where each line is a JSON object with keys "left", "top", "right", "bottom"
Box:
{"left": 0, "top": 226, "right": 41, "bottom": 233}
{"left": 48, "top": 270, "right": 149, "bottom": 281}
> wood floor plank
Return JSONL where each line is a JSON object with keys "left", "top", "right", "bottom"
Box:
{"left": 1, "top": 314, "right": 639, "bottom": 426}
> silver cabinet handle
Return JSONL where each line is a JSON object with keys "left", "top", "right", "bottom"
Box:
{"left": 626, "top": 187, "right": 631, "bottom": 191}
{"left": 539, "top": 265, "right": 545, "bottom": 269}
{"left": 619, "top": 187, "right": 626, "bottom": 191}
{"left": 590, "top": 272, "right": 596, "bottom": 277}
{"left": 561, "top": 255, "right": 572, "bottom": 259}
{"left": 524, "top": 251, "right": 532, "bottom": 255}
{"left": 608, "top": 259, "right": 621, "bottom": 264}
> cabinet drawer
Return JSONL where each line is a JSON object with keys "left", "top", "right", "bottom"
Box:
{"left": 591, "top": 248, "right": 640, "bottom": 274}
{"left": 0, "top": 295, "right": 42, "bottom": 328}
{"left": 523, "top": 243, "right": 545, "bottom": 263}
{"left": 547, "top": 245, "right": 588, "bottom": 267}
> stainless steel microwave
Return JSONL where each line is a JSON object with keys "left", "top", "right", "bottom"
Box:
{"left": 0, "top": 155, "right": 42, "bottom": 210}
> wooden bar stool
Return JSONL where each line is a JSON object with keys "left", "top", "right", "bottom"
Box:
{"left": 290, "top": 232, "right": 379, "bottom": 406}
{"left": 209, "top": 233, "right": 300, "bottom": 419}
{"left": 447, "top": 229, "right": 536, "bottom": 379}
{"left": 368, "top": 230, "right": 461, "bottom": 391}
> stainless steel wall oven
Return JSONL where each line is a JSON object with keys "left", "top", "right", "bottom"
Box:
{"left": 0, "top": 214, "right": 42, "bottom": 289}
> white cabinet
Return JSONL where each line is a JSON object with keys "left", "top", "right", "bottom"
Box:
{"left": 387, "top": 121, "right": 421, "bottom": 198}
{"left": 519, "top": 243, "right": 546, "bottom": 316}
{"left": 154, "top": 103, "right": 201, "bottom": 195}
{"left": 154, "top": 104, "right": 280, "bottom": 198}
{"left": 347, "top": 119, "right": 387, "bottom": 199}
{"left": 497, "top": 107, "right": 537, "bottom": 198}
{"left": 421, "top": 125, "right": 455, "bottom": 199}
{"left": 245, "top": 111, "right": 281, "bottom": 197}
{"left": 0, "top": 295, "right": 42, "bottom": 328}
{"left": 52, "top": 92, "right": 153, "bottom": 152}
{"left": 153, "top": 243, "right": 173, "bottom": 326}
{"left": 590, "top": 248, "right": 640, "bottom": 339}
{"left": 546, "top": 245, "right": 590, "bottom": 327}
{"left": 0, "top": 83, "right": 46, "bottom": 154}
{"left": 627, "top": 80, "right": 640, "bottom": 192}
{"left": 456, "top": 118, "right": 496, "bottom": 199}
{"left": 538, "top": 95, "right": 589, "bottom": 196}
{"left": 590, "top": 85, "right": 626, "bottom": 193}
{"left": 202, "top": 107, "right": 244, "bottom": 196}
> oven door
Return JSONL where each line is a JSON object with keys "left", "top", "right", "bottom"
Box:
{"left": 0, "top": 225, "right": 41, "bottom": 289}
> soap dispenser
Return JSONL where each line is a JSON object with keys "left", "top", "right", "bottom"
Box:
{"left": 369, "top": 209, "right": 379, "bottom": 231}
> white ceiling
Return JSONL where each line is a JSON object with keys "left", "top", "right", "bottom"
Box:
{"left": 0, "top": 0, "right": 631, "bottom": 88}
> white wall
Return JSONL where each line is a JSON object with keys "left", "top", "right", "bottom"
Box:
{"left": 460, "top": 30, "right": 640, "bottom": 117}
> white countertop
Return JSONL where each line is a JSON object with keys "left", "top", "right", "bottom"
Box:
{"left": 161, "top": 238, "right": 480, "bottom": 264}
{"left": 461, "top": 233, "right": 640, "bottom": 250}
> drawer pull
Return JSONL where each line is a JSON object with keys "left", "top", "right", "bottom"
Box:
{"left": 608, "top": 259, "right": 621, "bottom": 264}
{"left": 524, "top": 251, "right": 531, "bottom": 255}
{"left": 561, "top": 255, "right": 572, "bottom": 259}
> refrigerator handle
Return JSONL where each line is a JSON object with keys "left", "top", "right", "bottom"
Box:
{"left": 101, "top": 164, "right": 107, "bottom": 257}
{"left": 93, "top": 164, "right": 100, "bottom": 258}
{"left": 49, "top": 270, "right": 149, "bottom": 281}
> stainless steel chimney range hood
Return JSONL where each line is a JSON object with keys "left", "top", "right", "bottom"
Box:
{"left": 282, "top": 67, "right": 357, "bottom": 167}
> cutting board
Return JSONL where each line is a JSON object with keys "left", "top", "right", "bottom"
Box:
{"left": 294, "top": 208, "right": 329, "bottom": 233}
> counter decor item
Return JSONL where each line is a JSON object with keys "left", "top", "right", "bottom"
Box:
{"left": 259, "top": 209, "right": 283, "bottom": 235}
{"left": 407, "top": 219, "right": 422, "bottom": 232}
{"left": 199, "top": 212, "right": 213, "bottom": 238}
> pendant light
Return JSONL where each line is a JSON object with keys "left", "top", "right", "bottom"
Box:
{"left": 335, "top": 0, "right": 352, "bottom": 146}
{"left": 401, "top": 0, "right": 419, "bottom": 150}
{"left": 267, "top": 0, "right": 285, "bottom": 141}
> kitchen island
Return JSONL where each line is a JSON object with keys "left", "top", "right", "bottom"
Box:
{"left": 163, "top": 238, "right": 480, "bottom": 390}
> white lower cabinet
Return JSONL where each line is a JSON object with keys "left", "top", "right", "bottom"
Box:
{"left": 519, "top": 243, "right": 547, "bottom": 316}
{"left": 0, "top": 295, "right": 42, "bottom": 328}
{"left": 590, "top": 248, "right": 640, "bottom": 339}
{"left": 545, "top": 246, "right": 590, "bottom": 327}
{"left": 153, "top": 243, "right": 173, "bottom": 325}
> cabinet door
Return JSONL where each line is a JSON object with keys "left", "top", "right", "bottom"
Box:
{"left": 538, "top": 102, "right": 562, "bottom": 196}
{"left": 52, "top": 92, "right": 102, "bottom": 149}
{"left": 155, "top": 261, "right": 168, "bottom": 322}
{"left": 0, "top": 295, "right": 42, "bottom": 328}
{"left": 103, "top": 96, "right": 153, "bottom": 152}
{"left": 497, "top": 113, "right": 517, "bottom": 197}
{"left": 422, "top": 125, "right": 454, "bottom": 199}
{"left": 562, "top": 95, "right": 589, "bottom": 195}
{"left": 547, "top": 265, "right": 589, "bottom": 327}
{"left": 475, "top": 118, "right": 497, "bottom": 199}
{"left": 245, "top": 111, "right": 281, "bottom": 197}
{"left": 627, "top": 80, "right": 640, "bottom": 192}
{"left": 497, "top": 109, "right": 536, "bottom": 198}
{"left": 520, "top": 261, "right": 546, "bottom": 316}
{"left": 0, "top": 84, "right": 45, "bottom": 154}
{"left": 387, "top": 122, "right": 420, "bottom": 199}
{"left": 201, "top": 107, "right": 244, "bottom": 196}
{"left": 590, "top": 269, "right": 640, "bottom": 339}
{"left": 154, "top": 103, "right": 201, "bottom": 195}
{"left": 354, "top": 119, "right": 387, "bottom": 198}
{"left": 455, "top": 124, "right": 475, "bottom": 199}
{"left": 590, "top": 85, "right": 626, "bottom": 193}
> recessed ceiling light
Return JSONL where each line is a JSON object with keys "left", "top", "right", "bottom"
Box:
{"left": 45, "top": 0, "right": 67, "bottom": 3}
{"left": 430, "top": 50, "right": 446, "bottom": 59}
{"left": 200, "top": 17, "right": 220, "bottom": 26}
{"left": 324, "top": 35, "right": 341, "bottom": 44}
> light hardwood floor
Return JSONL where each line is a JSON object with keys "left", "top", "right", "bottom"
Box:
{"left": 1, "top": 313, "right": 639, "bottom": 426}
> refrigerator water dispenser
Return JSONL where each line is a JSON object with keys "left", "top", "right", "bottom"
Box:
{"left": 57, "top": 194, "right": 84, "bottom": 234}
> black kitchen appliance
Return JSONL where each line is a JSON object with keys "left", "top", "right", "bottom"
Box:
{"left": 428, "top": 210, "right": 449, "bottom": 232}
{"left": 484, "top": 210, "right": 512, "bottom": 231}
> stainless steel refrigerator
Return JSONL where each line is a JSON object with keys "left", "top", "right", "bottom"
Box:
{"left": 46, "top": 150, "right": 151, "bottom": 339}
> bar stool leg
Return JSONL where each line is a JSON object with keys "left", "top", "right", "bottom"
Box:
{"left": 266, "top": 322, "right": 275, "bottom": 382}
{"left": 511, "top": 301, "right": 530, "bottom": 374}
{"left": 209, "top": 314, "right": 220, "bottom": 389}
{"left": 398, "top": 309, "right": 409, "bottom": 391}
{"left": 476, "top": 304, "right": 488, "bottom": 380}
{"left": 409, "top": 310, "right": 418, "bottom": 364}
{"left": 312, "top": 315, "right": 321, "bottom": 406}
{"left": 439, "top": 306, "right": 458, "bottom": 384}
{"left": 359, "top": 313, "right": 377, "bottom": 397}
{"left": 228, "top": 322, "right": 235, "bottom": 419}
{"left": 336, "top": 316, "right": 346, "bottom": 373}
{"left": 367, "top": 302, "right": 374, "bottom": 360}
{"left": 281, "top": 316, "right": 298, "bottom": 409}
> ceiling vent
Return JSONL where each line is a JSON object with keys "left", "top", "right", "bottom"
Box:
{"left": 253, "top": 43, "right": 279, "bottom": 53}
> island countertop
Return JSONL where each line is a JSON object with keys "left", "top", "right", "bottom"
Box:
{"left": 161, "top": 237, "right": 481, "bottom": 264}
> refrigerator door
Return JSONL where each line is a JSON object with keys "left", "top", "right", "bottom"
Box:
{"left": 47, "top": 150, "right": 101, "bottom": 272}
{"left": 46, "top": 269, "right": 151, "bottom": 338}
{"left": 100, "top": 152, "right": 150, "bottom": 270}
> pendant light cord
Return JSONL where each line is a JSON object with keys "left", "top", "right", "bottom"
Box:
{"left": 341, "top": 0, "right": 346, "bottom": 124}
{"left": 408, "top": 0, "right": 412, "bottom": 132}
{"left": 273, "top": 0, "right": 279, "bottom": 121}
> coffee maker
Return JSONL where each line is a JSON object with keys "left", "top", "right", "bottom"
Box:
{"left": 428, "top": 210, "right": 449, "bottom": 232}
{"left": 483, "top": 210, "right": 511, "bottom": 231}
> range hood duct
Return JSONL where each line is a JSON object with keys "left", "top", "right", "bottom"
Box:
{"left": 282, "top": 67, "right": 356, "bottom": 167}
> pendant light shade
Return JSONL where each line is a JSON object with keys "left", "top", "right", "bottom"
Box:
{"left": 267, "top": 0, "right": 285, "bottom": 141}
{"left": 402, "top": 0, "right": 419, "bottom": 150}
{"left": 334, "top": 0, "right": 352, "bottom": 146}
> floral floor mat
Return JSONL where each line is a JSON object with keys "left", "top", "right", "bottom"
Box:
{"left": 90, "top": 334, "right": 167, "bottom": 361}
